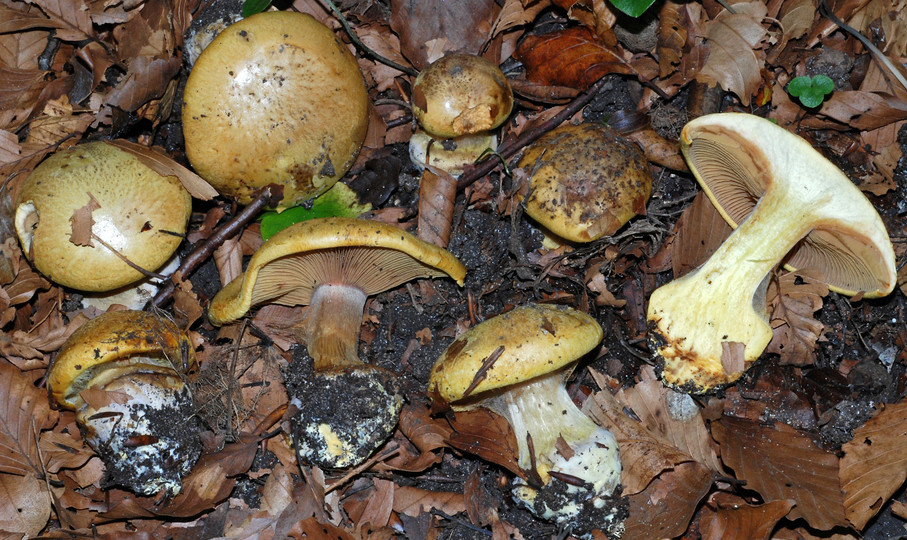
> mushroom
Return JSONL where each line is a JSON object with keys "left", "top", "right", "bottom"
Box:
{"left": 647, "top": 113, "right": 897, "bottom": 393}
{"left": 47, "top": 310, "right": 201, "bottom": 496}
{"left": 517, "top": 123, "right": 653, "bottom": 243}
{"left": 428, "top": 304, "right": 625, "bottom": 533}
{"left": 408, "top": 53, "right": 513, "bottom": 177}
{"left": 182, "top": 11, "right": 369, "bottom": 209}
{"left": 14, "top": 141, "right": 192, "bottom": 292}
{"left": 208, "top": 217, "right": 466, "bottom": 468}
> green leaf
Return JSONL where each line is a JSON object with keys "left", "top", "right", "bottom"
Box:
{"left": 787, "top": 76, "right": 812, "bottom": 97}
{"left": 241, "top": 0, "right": 270, "bottom": 17}
{"left": 796, "top": 92, "right": 825, "bottom": 108}
{"left": 812, "top": 74, "right": 834, "bottom": 95}
{"left": 787, "top": 75, "right": 835, "bottom": 108}
{"left": 259, "top": 183, "right": 371, "bottom": 240}
{"left": 608, "top": 0, "right": 657, "bottom": 17}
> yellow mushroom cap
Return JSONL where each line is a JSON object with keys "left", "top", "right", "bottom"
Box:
{"left": 48, "top": 310, "right": 195, "bottom": 411}
{"left": 411, "top": 53, "right": 513, "bottom": 139}
{"left": 208, "top": 217, "right": 467, "bottom": 325}
{"left": 182, "top": 11, "right": 369, "bottom": 209}
{"left": 518, "top": 123, "right": 653, "bottom": 243}
{"left": 428, "top": 304, "right": 603, "bottom": 406}
{"left": 14, "top": 142, "right": 191, "bottom": 292}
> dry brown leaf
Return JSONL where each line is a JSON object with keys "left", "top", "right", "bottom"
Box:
{"left": 812, "top": 91, "right": 907, "bottom": 131}
{"left": 446, "top": 409, "right": 523, "bottom": 479}
{"left": 29, "top": 0, "right": 93, "bottom": 40}
{"left": 623, "top": 461, "right": 714, "bottom": 539}
{"left": 417, "top": 167, "right": 457, "bottom": 248}
{"left": 392, "top": 485, "right": 466, "bottom": 518}
{"left": 0, "top": 361, "right": 57, "bottom": 476}
{"left": 0, "top": 472, "right": 51, "bottom": 536}
{"left": 700, "top": 494, "right": 795, "bottom": 540}
{"left": 514, "top": 26, "right": 639, "bottom": 90}
{"left": 490, "top": 0, "right": 552, "bottom": 40}
{"left": 0, "top": 5, "right": 68, "bottom": 34}
{"left": 104, "top": 140, "right": 218, "bottom": 200}
{"left": 766, "top": 270, "right": 828, "bottom": 366}
{"left": 697, "top": 2, "right": 769, "bottom": 106}
{"left": 259, "top": 461, "right": 295, "bottom": 516}
{"left": 0, "top": 29, "right": 48, "bottom": 71}
{"left": 290, "top": 517, "right": 356, "bottom": 540}
{"left": 103, "top": 56, "right": 181, "bottom": 113}
{"left": 356, "top": 23, "right": 412, "bottom": 93}
{"left": 625, "top": 128, "right": 688, "bottom": 171}
{"left": 389, "top": 0, "right": 495, "bottom": 70}
{"left": 68, "top": 192, "right": 100, "bottom": 247}
{"left": 172, "top": 275, "right": 203, "bottom": 329}
{"left": 38, "top": 429, "right": 94, "bottom": 474}
{"left": 399, "top": 403, "right": 452, "bottom": 454}
{"left": 657, "top": 0, "right": 688, "bottom": 78}
{"left": 772, "top": 0, "right": 815, "bottom": 58}
{"left": 213, "top": 236, "right": 243, "bottom": 287}
{"left": 0, "top": 68, "right": 49, "bottom": 132}
{"left": 671, "top": 192, "right": 733, "bottom": 279}
{"left": 839, "top": 402, "right": 907, "bottom": 530}
{"left": 712, "top": 415, "right": 848, "bottom": 530}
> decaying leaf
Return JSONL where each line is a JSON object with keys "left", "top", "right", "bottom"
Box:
{"left": 0, "top": 472, "right": 51, "bottom": 536}
{"left": 417, "top": 167, "right": 457, "bottom": 248}
{"left": 669, "top": 192, "right": 733, "bottom": 279}
{"left": 0, "top": 362, "right": 57, "bottom": 476}
{"left": 68, "top": 192, "right": 101, "bottom": 247}
{"left": 389, "top": 0, "right": 495, "bottom": 69}
{"left": 766, "top": 270, "right": 828, "bottom": 366}
{"left": 699, "top": 493, "right": 795, "bottom": 540}
{"left": 393, "top": 485, "right": 466, "bottom": 518}
{"left": 446, "top": 409, "right": 523, "bottom": 479}
{"left": 624, "top": 461, "right": 714, "bottom": 539}
{"left": 657, "top": 0, "right": 688, "bottom": 78}
{"left": 105, "top": 140, "right": 218, "bottom": 200}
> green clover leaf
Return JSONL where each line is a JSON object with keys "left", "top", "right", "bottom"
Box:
{"left": 787, "top": 75, "right": 835, "bottom": 109}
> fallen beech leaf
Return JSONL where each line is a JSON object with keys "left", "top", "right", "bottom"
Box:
{"left": 0, "top": 67, "right": 49, "bottom": 131}
{"left": 68, "top": 192, "right": 100, "bottom": 247}
{"left": 696, "top": 2, "right": 769, "bottom": 106}
{"left": 392, "top": 485, "right": 466, "bottom": 518}
{"left": 104, "top": 56, "right": 181, "bottom": 113}
{"left": 766, "top": 270, "right": 827, "bottom": 366}
{"left": 38, "top": 429, "right": 94, "bottom": 474}
{"left": 657, "top": 0, "right": 687, "bottom": 78}
{"left": 213, "top": 235, "right": 242, "bottom": 287}
{"left": 259, "top": 462, "right": 295, "bottom": 516}
{"left": 623, "top": 461, "right": 713, "bottom": 539}
{"left": 491, "top": 0, "right": 552, "bottom": 40}
{"left": 389, "top": 0, "right": 495, "bottom": 70}
{"left": 446, "top": 409, "right": 523, "bottom": 478}
{"left": 712, "top": 416, "right": 848, "bottom": 530}
{"left": 625, "top": 128, "right": 688, "bottom": 171}
{"left": 514, "top": 26, "right": 638, "bottom": 90}
{"left": 30, "top": 0, "right": 93, "bottom": 40}
{"left": 417, "top": 167, "right": 457, "bottom": 248}
{"left": 290, "top": 517, "right": 355, "bottom": 540}
{"left": 700, "top": 494, "right": 795, "bottom": 540}
{"left": 0, "top": 362, "right": 56, "bottom": 476}
{"left": 399, "top": 403, "right": 452, "bottom": 454}
{"left": 670, "top": 192, "right": 733, "bottom": 279}
{"left": 813, "top": 91, "right": 907, "bottom": 131}
{"left": 840, "top": 402, "right": 907, "bottom": 530}
{"left": 0, "top": 472, "right": 51, "bottom": 536}
{"left": 105, "top": 140, "right": 218, "bottom": 200}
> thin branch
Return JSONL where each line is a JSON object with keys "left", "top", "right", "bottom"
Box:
{"left": 147, "top": 187, "right": 278, "bottom": 309}
{"left": 91, "top": 233, "right": 167, "bottom": 281}
{"left": 319, "top": 0, "right": 419, "bottom": 77}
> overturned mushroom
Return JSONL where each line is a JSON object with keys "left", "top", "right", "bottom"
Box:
{"left": 428, "top": 304, "right": 626, "bottom": 535}
{"left": 14, "top": 142, "right": 191, "bottom": 292}
{"left": 209, "top": 217, "right": 466, "bottom": 468}
{"left": 409, "top": 53, "right": 513, "bottom": 177}
{"left": 182, "top": 11, "right": 369, "bottom": 209}
{"left": 648, "top": 113, "right": 897, "bottom": 393}
{"left": 47, "top": 310, "right": 201, "bottom": 496}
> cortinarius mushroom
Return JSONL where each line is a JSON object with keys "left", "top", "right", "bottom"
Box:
{"left": 428, "top": 304, "right": 625, "bottom": 534}
{"left": 14, "top": 142, "right": 191, "bottom": 292}
{"left": 48, "top": 310, "right": 201, "bottom": 496}
{"left": 208, "top": 217, "right": 466, "bottom": 468}
{"left": 182, "top": 11, "right": 369, "bottom": 208}
{"left": 648, "top": 113, "right": 897, "bottom": 393}
{"left": 518, "top": 123, "right": 653, "bottom": 243}
{"left": 409, "top": 53, "right": 513, "bottom": 177}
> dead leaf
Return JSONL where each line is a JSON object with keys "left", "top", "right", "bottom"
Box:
{"left": 0, "top": 472, "right": 51, "bottom": 536}
{"left": 38, "top": 429, "right": 94, "bottom": 474}
{"left": 697, "top": 2, "right": 769, "bottom": 106}
{"left": 103, "top": 56, "right": 181, "bottom": 113}
{"left": 68, "top": 192, "right": 101, "bottom": 247}
{"left": 657, "top": 0, "right": 688, "bottom": 78}
{"left": 393, "top": 485, "right": 466, "bottom": 518}
{"left": 623, "top": 461, "right": 714, "bottom": 539}
{"left": 0, "top": 68, "right": 50, "bottom": 132}
{"left": 389, "top": 0, "right": 495, "bottom": 70}
{"left": 213, "top": 236, "right": 243, "bottom": 287}
{"left": 417, "top": 167, "right": 457, "bottom": 248}
{"left": 514, "top": 26, "right": 639, "bottom": 89}
{"left": 812, "top": 91, "right": 907, "bottom": 131}
{"left": 446, "top": 409, "right": 523, "bottom": 479}
{"left": 700, "top": 494, "right": 795, "bottom": 540}
{"left": 669, "top": 192, "right": 733, "bottom": 279}
{"left": 104, "top": 140, "right": 218, "bottom": 200}
{"left": 766, "top": 270, "right": 828, "bottom": 366}
{"left": 0, "top": 361, "right": 57, "bottom": 476}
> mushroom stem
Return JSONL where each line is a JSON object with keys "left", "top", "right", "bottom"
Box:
{"left": 648, "top": 180, "right": 814, "bottom": 389}
{"left": 302, "top": 284, "right": 367, "bottom": 371}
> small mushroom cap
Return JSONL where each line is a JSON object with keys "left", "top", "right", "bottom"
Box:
{"left": 48, "top": 310, "right": 196, "bottom": 411}
{"left": 681, "top": 113, "right": 896, "bottom": 297}
{"left": 14, "top": 142, "right": 191, "bottom": 292}
{"left": 428, "top": 304, "right": 603, "bottom": 405}
{"left": 412, "top": 53, "right": 513, "bottom": 139}
{"left": 208, "top": 217, "right": 467, "bottom": 325}
{"left": 182, "top": 11, "right": 369, "bottom": 208}
{"left": 519, "top": 123, "right": 653, "bottom": 243}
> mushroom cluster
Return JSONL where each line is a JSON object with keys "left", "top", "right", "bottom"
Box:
{"left": 428, "top": 304, "right": 626, "bottom": 535}
{"left": 182, "top": 11, "right": 369, "bottom": 209}
{"left": 208, "top": 217, "right": 466, "bottom": 468}
{"left": 647, "top": 113, "right": 897, "bottom": 393}
{"left": 48, "top": 310, "right": 202, "bottom": 496}
{"left": 14, "top": 141, "right": 191, "bottom": 292}
{"left": 408, "top": 53, "right": 513, "bottom": 177}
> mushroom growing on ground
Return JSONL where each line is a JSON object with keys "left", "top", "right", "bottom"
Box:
{"left": 517, "top": 123, "right": 653, "bottom": 243}
{"left": 428, "top": 304, "right": 626, "bottom": 535}
{"left": 14, "top": 141, "right": 192, "bottom": 292}
{"left": 647, "top": 113, "right": 897, "bottom": 393}
{"left": 48, "top": 310, "right": 202, "bottom": 496}
{"left": 182, "top": 11, "right": 369, "bottom": 209}
{"left": 208, "top": 217, "right": 466, "bottom": 468}
{"left": 408, "top": 53, "right": 513, "bottom": 177}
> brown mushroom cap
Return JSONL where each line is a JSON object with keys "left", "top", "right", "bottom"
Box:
{"left": 681, "top": 113, "right": 896, "bottom": 297}
{"left": 428, "top": 304, "right": 603, "bottom": 406}
{"left": 519, "top": 123, "right": 653, "bottom": 243}
{"left": 208, "top": 217, "right": 467, "bottom": 325}
{"left": 182, "top": 11, "right": 369, "bottom": 208}
{"left": 48, "top": 310, "right": 196, "bottom": 410}
{"left": 14, "top": 142, "right": 191, "bottom": 292}
{"left": 411, "top": 53, "right": 513, "bottom": 139}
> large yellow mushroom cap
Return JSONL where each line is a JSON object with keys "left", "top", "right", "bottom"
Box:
{"left": 14, "top": 142, "right": 191, "bottom": 292}
{"left": 208, "top": 217, "right": 467, "bottom": 325}
{"left": 182, "top": 11, "right": 369, "bottom": 209}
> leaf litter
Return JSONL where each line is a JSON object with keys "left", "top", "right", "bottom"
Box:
{"left": 0, "top": 0, "right": 906, "bottom": 538}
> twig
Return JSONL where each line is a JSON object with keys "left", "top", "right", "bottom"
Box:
{"left": 147, "top": 187, "right": 278, "bottom": 309}
{"left": 91, "top": 233, "right": 166, "bottom": 280}
{"left": 818, "top": 0, "right": 907, "bottom": 93}
{"left": 319, "top": 0, "right": 419, "bottom": 77}
{"left": 457, "top": 75, "right": 613, "bottom": 191}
